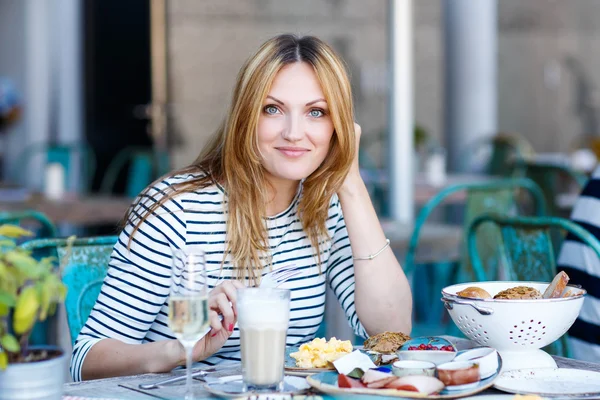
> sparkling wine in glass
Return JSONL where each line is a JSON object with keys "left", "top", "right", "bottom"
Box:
{"left": 168, "top": 249, "right": 209, "bottom": 399}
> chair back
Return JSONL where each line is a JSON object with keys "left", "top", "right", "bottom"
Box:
{"left": 0, "top": 211, "right": 57, "bottom": 240}
{"left": 14, "top": 142, "right": 96, "bottom": 192}
{"left": 467, "top": 214, "right": 600, "bottom": 356}
{"left": 512, "top": 159, "right": 588, "bottom": 216}
{"left": 21, "top": 236, "right": 118, "bottom": 345}
{"left": 487, "top": 133, "right": 535, "bottom": 176}
{"left": 406, "top": 178, "right": 546, "bottom": 277}
{"left": 100, "top": 146, "right": 170, "bottom": 197}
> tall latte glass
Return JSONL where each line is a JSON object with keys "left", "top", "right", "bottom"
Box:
{"left": 237, "top": 288, "right": 291, "bottom": 392}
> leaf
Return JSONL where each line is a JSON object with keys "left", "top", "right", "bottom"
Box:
{"left": 0, "top": 225, "right": 33, "bottom": 238}
{"left": 0, "top": 334, "right": 20, "bottom": 353}
{"left": 13, "top": 286, "right": 39, "bottom": 334}
{"left": 0, "top": 351, "right": 7, "bottom": 370}
{"left": 5, "top": 251, "right": 42, "bottom": 278}
{"left": 0, "top": 240, "right": 16, "bottom": 248}
{"left": 38, "top": 280, "right": 53, "bottom": 321}
{"left": 0, "top": 289, "right": 16, "bottom": 307}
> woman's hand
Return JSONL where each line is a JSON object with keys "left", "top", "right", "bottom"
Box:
{"left": 176, "top": 280, "right": 246, "bottom": 364}
{"left": 341, "top": 122, "right": 364, "bottom": 193}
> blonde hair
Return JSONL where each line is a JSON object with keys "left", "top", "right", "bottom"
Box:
{"left": 127, "top": 34, "right": 355, "bottom": 285}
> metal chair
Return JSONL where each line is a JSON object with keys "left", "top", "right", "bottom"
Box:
{"left": 13, "top": 142, "right": 97, "bottom": 192}
{"left": 99, "top": 146, "right": 170, "bottom": 197}
{"left": 511, "top": 159, "right": 588, "bottom": 217}
{"left": 21, "top": 236, "right": 118, "bottom": 345}
{"left": 463, "top": 132, "right": 535, "bottom": 176}
{"left": 467, "top": 214, "right": 600, "bottom": 357}
{"left": 0, "top": 211, "right": 57, "bottom": 240}
{"left": 407, "top": 178, "right": 546, "bottom": 337}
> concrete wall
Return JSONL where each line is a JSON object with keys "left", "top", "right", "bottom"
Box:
{"left": 166, "top": 0, "right": 392, "bottom": 168}
{"left": 0, "top": 0, "right": 27, "bottom": 180}
{"left": 166, "top": 0, "right": 600, "bottom": 167}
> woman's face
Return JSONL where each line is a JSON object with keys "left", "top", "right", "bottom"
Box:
{"left": 257, "top": 62, "right": 334, "bottom": 187}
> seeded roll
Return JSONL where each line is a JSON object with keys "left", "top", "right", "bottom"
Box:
{"left": 493, "top": 286, "right": 542, "bottom": 300}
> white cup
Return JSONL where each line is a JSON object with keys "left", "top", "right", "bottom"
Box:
{"left": 44, "top": 163, "right": 65, "bottom": 200}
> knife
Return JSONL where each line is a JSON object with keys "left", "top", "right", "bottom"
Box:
{"left": 138, "top": 364, "right": 237, "bottom": 390}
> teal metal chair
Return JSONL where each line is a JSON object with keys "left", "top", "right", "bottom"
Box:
{"left": 467, "top": 214, "right": 600, "bottom": 357}
{"left": 13, "top": 142, "right": 97, "bottom": 192}
{"left": 407, "top": 178, "right": 546, "bottom": 337}
{"left": 0, "top": 211, "right": 57, "bottom": 240}
{"left": 100, "top": 147, "right": 170, "bottom": 197}
{"left": 463, "top": 132, "right": 535, "bottom": 176}
{"left": 21, "top": 236, "right": 118, "bottom": 345}
{"left": 511, "top": 159, "right": 588, "bottom": 217}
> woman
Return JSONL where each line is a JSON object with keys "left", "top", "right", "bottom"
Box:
{"left": 71, "top": 34, "right": 412, "bottom": 381}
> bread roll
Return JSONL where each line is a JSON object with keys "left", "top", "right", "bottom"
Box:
{"left": 456, "top": 287, "right": 492, "bottom": 299}
{"left": 542, "top": 271, "right": 570, "bottom": 299}
{"left": 493, "top": 286, "right": 542, "bottom": 300}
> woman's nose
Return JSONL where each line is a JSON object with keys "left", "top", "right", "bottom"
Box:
{"left": 281, "top": 114, "right": 304, "bottom": 142}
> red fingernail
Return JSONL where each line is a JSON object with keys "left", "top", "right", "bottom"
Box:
{"left": 211, "top": 332, "right": 218, "bottom": 337}
{"left": 228, "top": 324, "right": 234, "bottom": 332}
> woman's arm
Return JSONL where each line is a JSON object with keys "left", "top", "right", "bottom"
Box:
{"left": 80, "top": 338, "right": 183, "bottom": 380}
{"left": 336, "top": 123, "right": 412, "bottom": 335}
{"left": 79, "top": 278, "right": 243, "bottom": 380}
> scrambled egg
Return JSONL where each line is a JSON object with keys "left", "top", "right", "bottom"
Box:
{"left": 290, "top": 337, "right": 353, "bottom": 368}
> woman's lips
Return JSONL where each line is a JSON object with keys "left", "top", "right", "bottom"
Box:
{"left": 277, "top": 147, "right": 309, "bottom": 158}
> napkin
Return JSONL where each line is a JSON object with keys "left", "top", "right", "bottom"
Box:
{"left": 332, "top": 350, "right": 377, "bottom": 375}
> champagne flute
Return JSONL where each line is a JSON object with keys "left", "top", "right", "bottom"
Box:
{"left": 168, "top": 248, "right": 209, "bottom": 399}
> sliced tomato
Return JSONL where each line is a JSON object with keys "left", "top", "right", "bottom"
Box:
{"left": 338, "top": 374, "right": 367, "bottom": 389}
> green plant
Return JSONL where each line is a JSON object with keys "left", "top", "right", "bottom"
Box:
{"left": 0, "top": 225, "right": 69, "bottom": 369}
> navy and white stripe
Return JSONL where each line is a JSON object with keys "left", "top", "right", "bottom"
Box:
{"left": 70, "top": 174, "right": 366, "bottom": 381}
{"left": 557, "top": 166, "right": 600, "bottom": 361}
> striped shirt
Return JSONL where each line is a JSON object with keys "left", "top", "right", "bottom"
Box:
{"left": 70, "top": 174, "right": 366, "bottom": 381}
{"left": 557, "top": 166, "right": 600, "bottom": 361}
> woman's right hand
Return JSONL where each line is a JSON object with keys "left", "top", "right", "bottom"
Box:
{"left": 189, "top": 280, "right": 246, "bottom": 362}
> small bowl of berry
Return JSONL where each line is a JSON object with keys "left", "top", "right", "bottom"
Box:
{"left": 396, "top": 336, "right": 457, "bottom": 365}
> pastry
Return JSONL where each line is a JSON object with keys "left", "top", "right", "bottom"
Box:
{"left": 363, "top": 331, "right": 411, "bottom": 354}
{"left": 493, "top": 286, "right": 542, "bottom": 300}
{"left": 457, "top": 287, "right": 492, "bottom": 299}
{"left": 543, "top": 271, "right": 570, "bottom": 299}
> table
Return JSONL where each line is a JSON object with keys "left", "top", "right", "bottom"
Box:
{"left": 0, "top": 194, "right": 132, "bottom": 225}
{"left": 62, "top": 337, "right": 600, "bottom": 399}
{"left": 361, "top": 170, "right": 499, "bottom": 206}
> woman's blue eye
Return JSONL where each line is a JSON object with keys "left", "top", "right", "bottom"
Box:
{"left": 264, "top": 105, "right": 279, "bottom": 115}
{"left": 309, "top": 109, "right": 324, "bottom": 118}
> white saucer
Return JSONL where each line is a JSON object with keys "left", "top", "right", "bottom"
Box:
{"left": 494, "top": 368, "right": 600, "bottom": 396}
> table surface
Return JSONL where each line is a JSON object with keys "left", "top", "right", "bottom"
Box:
{"left": 63, "top": 337, "right": 600, "bottom": 399}
{"left": 0, "top": 193, "right": 132, "bottom": 226}
{"left": 1, "top": 173, "right": 494, "bottom": 226}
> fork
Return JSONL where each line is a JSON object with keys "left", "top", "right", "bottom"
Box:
{"left": 200, "top": 264, "right": 300, "bottom": 340}
{"left": 260, "top": 263, "right": 301, "bottom": 288}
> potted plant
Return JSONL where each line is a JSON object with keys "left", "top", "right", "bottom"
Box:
{"left": 0, "top": 224, "right": 69, "bottom": 400}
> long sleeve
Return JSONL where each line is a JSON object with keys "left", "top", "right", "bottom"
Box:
{"left": 326, "top": 195, "right": 368, "bottom": 339}
{"left": 70, "top": 180, "right": 188, "bottom": 381}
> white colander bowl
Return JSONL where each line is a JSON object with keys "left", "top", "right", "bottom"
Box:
{"left": 441, "top": 281, "right": 585, "bottom": 371}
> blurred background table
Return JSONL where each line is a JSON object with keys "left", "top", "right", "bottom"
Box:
{"left": 0, "top": 194, "right": 131, "bottom": 225}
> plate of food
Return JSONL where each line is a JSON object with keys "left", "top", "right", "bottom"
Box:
{"left": 286, "top": 332, "right": 412, "bottom": 377}
{"left": 306, "top": 341, "right": 503, "bottom": 399}
{"left": 285, "top": 337, "right": 352, "bottom": 376}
